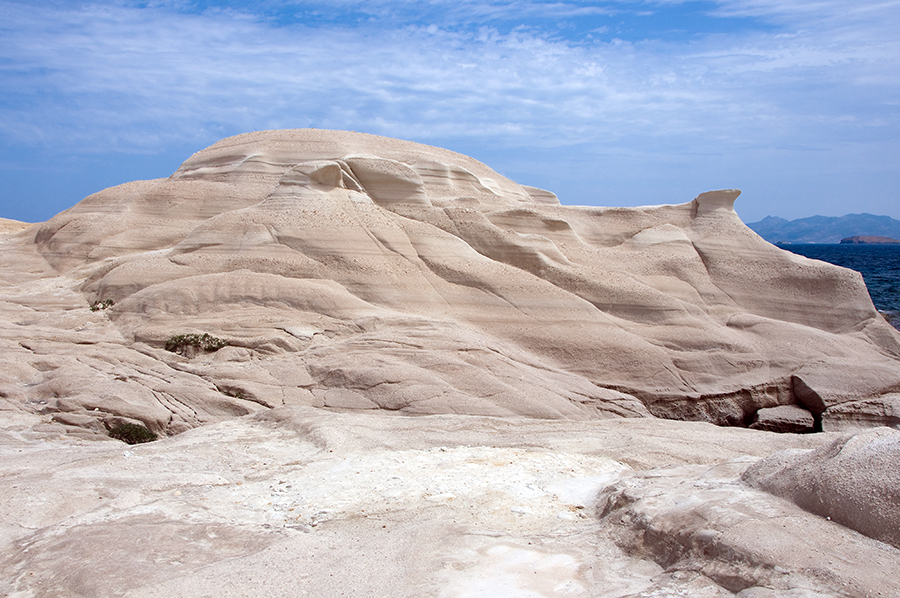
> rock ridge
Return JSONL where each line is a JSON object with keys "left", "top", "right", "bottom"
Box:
{"left": 1, "top": 129, "right": 899, "bottom": 438}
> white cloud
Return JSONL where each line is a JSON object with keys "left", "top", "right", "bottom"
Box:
{"left": 0, "top": 4, "right": 777, "bottom": 144}
{"left": 0, "top": 0, "right": 898, "bottom": 218}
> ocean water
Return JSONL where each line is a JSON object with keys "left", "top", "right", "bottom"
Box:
{"left": 781, "top": 244, "right": 900, "bottom": 327}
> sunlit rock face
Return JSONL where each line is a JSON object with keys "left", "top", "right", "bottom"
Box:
{"left": 743, "top": 427, "right": 900, "bottom": 549}
{"left": 3, "top": 128, "right": 900, "bottom": 437}
{"left": 4, "top": 130, "right": 900, "bottom": 598}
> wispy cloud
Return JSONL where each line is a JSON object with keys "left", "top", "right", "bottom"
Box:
{"left": 0, "top": 0, "right": 898, "bottom": 219}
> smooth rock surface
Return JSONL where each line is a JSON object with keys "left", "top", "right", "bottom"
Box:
{"left": 3, "top": 408, "right": 897, "bottom": 598}
{"left": 0, "top": 217, "right": 32, "bottom": 235}
{"left": 742, "top": 427, "right": 900, "bottom": 549}
{"left": 3, "top": 130, "right": 900, "bottom": 597}
{"left": 2, "top": 128, "right": 899, "bottom": 435}
{"left": 598, "top": 452, "right": 900, "bottom": 597}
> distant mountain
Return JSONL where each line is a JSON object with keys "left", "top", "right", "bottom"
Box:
{"left": 747, "top": 213, "right": 900, "bottom": 244}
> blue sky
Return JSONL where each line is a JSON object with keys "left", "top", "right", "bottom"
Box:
{"left": 1, "top": 0, "right": 899, "bottom": 224}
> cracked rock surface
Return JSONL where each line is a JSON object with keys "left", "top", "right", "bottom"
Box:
{"left": 3, "top": 408, "right": 898, "bottom": 598}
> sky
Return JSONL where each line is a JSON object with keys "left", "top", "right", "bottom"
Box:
{"left": 1, "top": 0, "right": 899, "bottom": 224}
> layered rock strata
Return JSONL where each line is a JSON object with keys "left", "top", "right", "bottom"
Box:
{"left": 2, "top": 129, "right": 899, "bottom": 437}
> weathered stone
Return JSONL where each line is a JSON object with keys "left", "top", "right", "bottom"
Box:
{"left": 821, "top": 394, "right": 900, "bottom": 432}
{"left": 742, "top": 427, "right": 900, "bottom": 549}
{"left": 1, "top": 129, "right": 899, "bottom": 434}
{"left": 749, "top": 404, "right": 815, "bottom": 433}
{"left": 792, "top": 362, "right": 900, "bottom": 419}
{"left": 597, "top": 449, "right": 900, "bottom": 596}
{"left": 3, "top": 130, "right": 900, "bottom": 598}
{"left": 4, "top": 409, "right": 899, "bottom": 598}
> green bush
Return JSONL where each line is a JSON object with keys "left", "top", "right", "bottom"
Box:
{"left": 109, "top": 422, "right": 157, "bottom": 444}
{"left": 164, "top": 333, "right": 228, "bottom": 354}
{"left": 90, "top": 299, "right": 115, "bottom": 312}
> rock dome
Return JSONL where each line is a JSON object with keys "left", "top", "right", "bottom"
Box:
{"left": 2, "top": 129, "right": 899, "bottom": 437}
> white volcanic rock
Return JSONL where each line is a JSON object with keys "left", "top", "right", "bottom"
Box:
{"left": 0, "top": 217, "right": 32, "bottom": 235}
{"left": 3, "top": 130, "right": 900, "bottom": 597}
{"left": 793, "top": 365, "right": 900, "bottom": 430}
{"left": 749, "top": 404, "right": 815, "bottom": 433}
{"left": 821, "top": 394, "right": 900, "bottom": 431}
{"left": 742, "top": 427, "right": 900, "bottom": 549}
{"left": 1, "top": 128, "right": 895, "bottom": 436}
{"left": 4, "top": 408, "right": 898, "bottom": 598}
{"left": 598, "top": 450, "right": 900, "bottom": 597}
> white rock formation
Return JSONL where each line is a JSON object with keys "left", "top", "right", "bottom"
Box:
{"left": 2, "top": 408, "right": 899, "bottom": 598}
{"left": 742, "top": 427, "right": 900, "bottom": 548}
{"left": 1, "top": 128, "right": 897, "bottom": 437}
{"left": 0, "top": 217, "right": 32, "bottom": 235}
{"left": 749, "top": 404, "right": 815, "bottom": 433}
{"left": 2, "top": 129, "right": 900, "bottom": 596}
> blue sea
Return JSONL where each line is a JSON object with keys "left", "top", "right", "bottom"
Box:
{"left": 780, "top": 244, "right": 900, "bottom": 327}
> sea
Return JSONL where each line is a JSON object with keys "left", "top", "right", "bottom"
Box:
{"left": 780, "top": 244, "right": 900, "bottom": 328}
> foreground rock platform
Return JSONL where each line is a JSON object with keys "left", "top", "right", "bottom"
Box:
{"left": 2, "top": 409, "right": 898, "bottom": 598}
{"left": 2, "top": 128, "right": 899, "bottom": 437}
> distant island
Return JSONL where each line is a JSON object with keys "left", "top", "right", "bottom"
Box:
{"left": 840, "top": 236, "right": 900, "bottom": 245}
{"left": 747, "top": 213, "right": 900, "bottom": 244}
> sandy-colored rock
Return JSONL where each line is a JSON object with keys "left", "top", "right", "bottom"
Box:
{"left": 749, "top": 404, "right": 815, "bottom": 433}
{"left": 0, "top": 409, "right": 895, "bottom": 598}
{"left": 742, "top": 427, "right": 900, "bottom": 548}
{"left": 3, "top": 129, "right": 900, "bottom": 597}
{"left": 792, "top": 363, "right": 900, "bottom": 418}
{"left": 0, "top": 217, "right": 33, "bottom": 235}
{"left": 821, "top": 393, "right": 900, "bottom": 431}
{"left": 598, "top": 454, "right": 900, "bottom": 597}
{"left": 1, "top": 128, "right": 897, "bottom": 436}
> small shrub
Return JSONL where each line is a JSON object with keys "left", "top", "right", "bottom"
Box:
{"left": 90, "top": 299, "right": 115, "bottom": 312}
{"left": 165, "top": 333, "right": 228, "bottom": 355}
{"left": 109, "top": 422, "right": 157, "bottom": 444}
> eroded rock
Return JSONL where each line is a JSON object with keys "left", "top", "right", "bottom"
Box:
{"left": 5, "top": 409, "right": 888, "bottom": 598}
{"left": 822, "top": 394, "right": 900, "bottom": 432}
{"left": 742, "top": 427, "right": 900, "bottom": 549}
{"left": 597, "top": 456, "right": 900, "bottom": 596}
{"left": 749, "top": 405, "right": 815, "bottom": 433}
{"left": 1, "top": 129, "right": 899, "bottom": 436}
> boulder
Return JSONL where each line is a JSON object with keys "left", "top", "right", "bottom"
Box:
{"left": 749, "top": 404, "right": 815, "bottom": 433}
{"left": 821, "top": 394, "right": 900, "bottom": 432}
{"left": 742, "top": 427, "right": 900, "bottom": 548}
{"left": 597, "top": 453, "right": 900, "bottom": 596}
